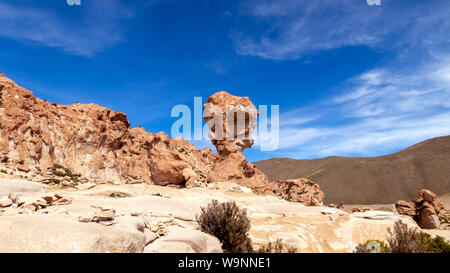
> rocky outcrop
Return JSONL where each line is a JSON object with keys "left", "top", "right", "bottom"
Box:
{"left": 0, "top": 74, "right": 252, "bottom": 190}
{"left": 0, "top": 73, "right": 325, "bottom": 206}
{"left": 273, "top": 178, "right": 324, "bottom": 206}
{"left": 203, "top": 91, "right": 270, "bottom": 193}
{"left": 395, "top": 189, "right": 445, "bottom": 229}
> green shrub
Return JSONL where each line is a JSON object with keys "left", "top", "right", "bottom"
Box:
{"left": 355, "top": 240, "right": 391, "bottom": 253}
{"left": 197, "top": 200, "right": 252, "bottom": 253}
{"left": 52, "top": 163, "right": 81, "bottom": 179}
{"left": 257, "top": 239, "right": 298, "bottom": 253}
{"left": 420, "top": 233, "right": 450, "bottom": 253}
{"left": 386, "top": 220, "right": 450, "bottom": 253}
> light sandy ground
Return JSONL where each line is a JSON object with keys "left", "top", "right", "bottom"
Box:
{"left": 0, "top": 179, "right": 447, "bottom": 253}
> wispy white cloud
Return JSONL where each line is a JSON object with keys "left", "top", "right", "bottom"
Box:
{"left": 0, "top": 0, "right": 134, "bottom": 56}
{"left": 233, "top": 0, "right": 450, "bottom": 60}
{"left": 263, "top": 59, "right": 450, "bottom": 158}
{"left": 233, "top": 0, "right": 450, "bottom": 158}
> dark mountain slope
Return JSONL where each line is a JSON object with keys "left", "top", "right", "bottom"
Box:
{"left": 255, "top": 136, "right": 450, "bottom": 204}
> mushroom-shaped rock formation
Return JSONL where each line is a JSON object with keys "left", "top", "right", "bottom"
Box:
{"left": 203, "top": 91, "right": 270, "bottom": 193}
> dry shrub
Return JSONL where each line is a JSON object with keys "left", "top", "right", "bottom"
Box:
{"left": 387, "top": 220, "right": 450, "bottom": 253}
{"left": 257, "top": 239, "right": 298, "bottom": 253}
{"left": 197, "top": 200, "right": 252, "bottom": 253}
{"left": 387, "top": 220, "right": 428, "bottom": 253}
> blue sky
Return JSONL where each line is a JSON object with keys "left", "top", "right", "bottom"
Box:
{"left": 1, "top": 0, "right": 450, "bottom": 162}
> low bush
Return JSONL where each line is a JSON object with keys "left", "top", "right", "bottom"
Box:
{"left": 52, "top": 163, "right": 81, "bottom": 179}
{"left": 357, "top": 220, "right": 450, "bottom": 253}
{"left": 257, "top": 239, "right": 298, "bottom": 253}
{"left": 420, "top": 233, "right": 450, "bottom": 253}
{"left": 388, "top": 220, "right": 427, "bottom": 253}
{"left": 197, "top": 200, "right": 253, "bottom": 253}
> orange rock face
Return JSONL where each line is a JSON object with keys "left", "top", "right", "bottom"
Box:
{"left": 0, "top": 73, "right": 214, "bottom": 186}
{"left": 0, "top": 74, "right": 324, "bottom": 205}
{"left": 273, "top": 178, "right": 324, "bottom": 206}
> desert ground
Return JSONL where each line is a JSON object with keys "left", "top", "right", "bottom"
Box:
{"left": 1, "top": 173, "right": 448, "bottom": 253}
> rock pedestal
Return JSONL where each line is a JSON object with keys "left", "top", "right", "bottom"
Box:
{"left": 395, "top": 189, "right": 445, "bottom": 229}
{"left": 203, "top": 91, "right": 270, "bottom": 193}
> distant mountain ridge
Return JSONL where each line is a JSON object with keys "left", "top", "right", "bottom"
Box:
{"left": 254, "top": 136, "right": 450, "bottom": 204}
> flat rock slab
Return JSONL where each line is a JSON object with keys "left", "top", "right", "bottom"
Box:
{"left": 0, "top": 179, "right": 43, "bottom": 196}
{"left": 145, "top": 226, "right": 222, "bottom": 253}
{"left": 67, "top": 196, "right": 197, "bottom": 221}
{"left": 0, "top": 215, "right": 146, "bottom": 253}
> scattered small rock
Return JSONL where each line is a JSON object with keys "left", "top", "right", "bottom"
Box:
{"left": 92, "top": 209, "right": 115, "bottom": 222}
{"left": 78, "top": 216, "right": 92, "bottom": 223}
{"left": 22, "top": 204, "right": 37, "bottom": 212}
{"left": 321, "top": 208, "right": 346, "bottom": 216}
{"left": 0, "top": 197, "right": 13, "bottom": 208}
{"left": 8, "top": 193, "right": 19, "bottom": 203}
{"left": 94, "top": 180, "right": 109, "bottom": 185}
{"left": 42, "top": 195, "right": 54, "bottom": 205}
{"left": 53, "top": 197, "right": 72, "bottom": 206}
{"left": 126, "top": 180, "right": 143, "bottom": 185}
{"left": 76, "top": 182, "right": 96, "bottom": 190}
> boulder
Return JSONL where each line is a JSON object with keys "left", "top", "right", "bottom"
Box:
{"left": 273, "top": 178, "right": 324, "bottom": 206}
{"left": 0, "top": 215, "right": 146, "bottom": 253}
{"left": 395, "top": 189, "right": 445, "bottom": 229}
{"left": 418, "top": 189, "right": 444, "bottom": 213}
{"left": 144, "top": 226, "right": 222, "bottom": 253}
{"left": 395, "top": 200, "right": 416, "bottom": 216}
{"left": 417, "top": 203, "right": 440, "bottom": 229}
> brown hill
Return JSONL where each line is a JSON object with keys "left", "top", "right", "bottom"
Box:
{"left": 255, "top": 136, "right": 450, "bottom": 204}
